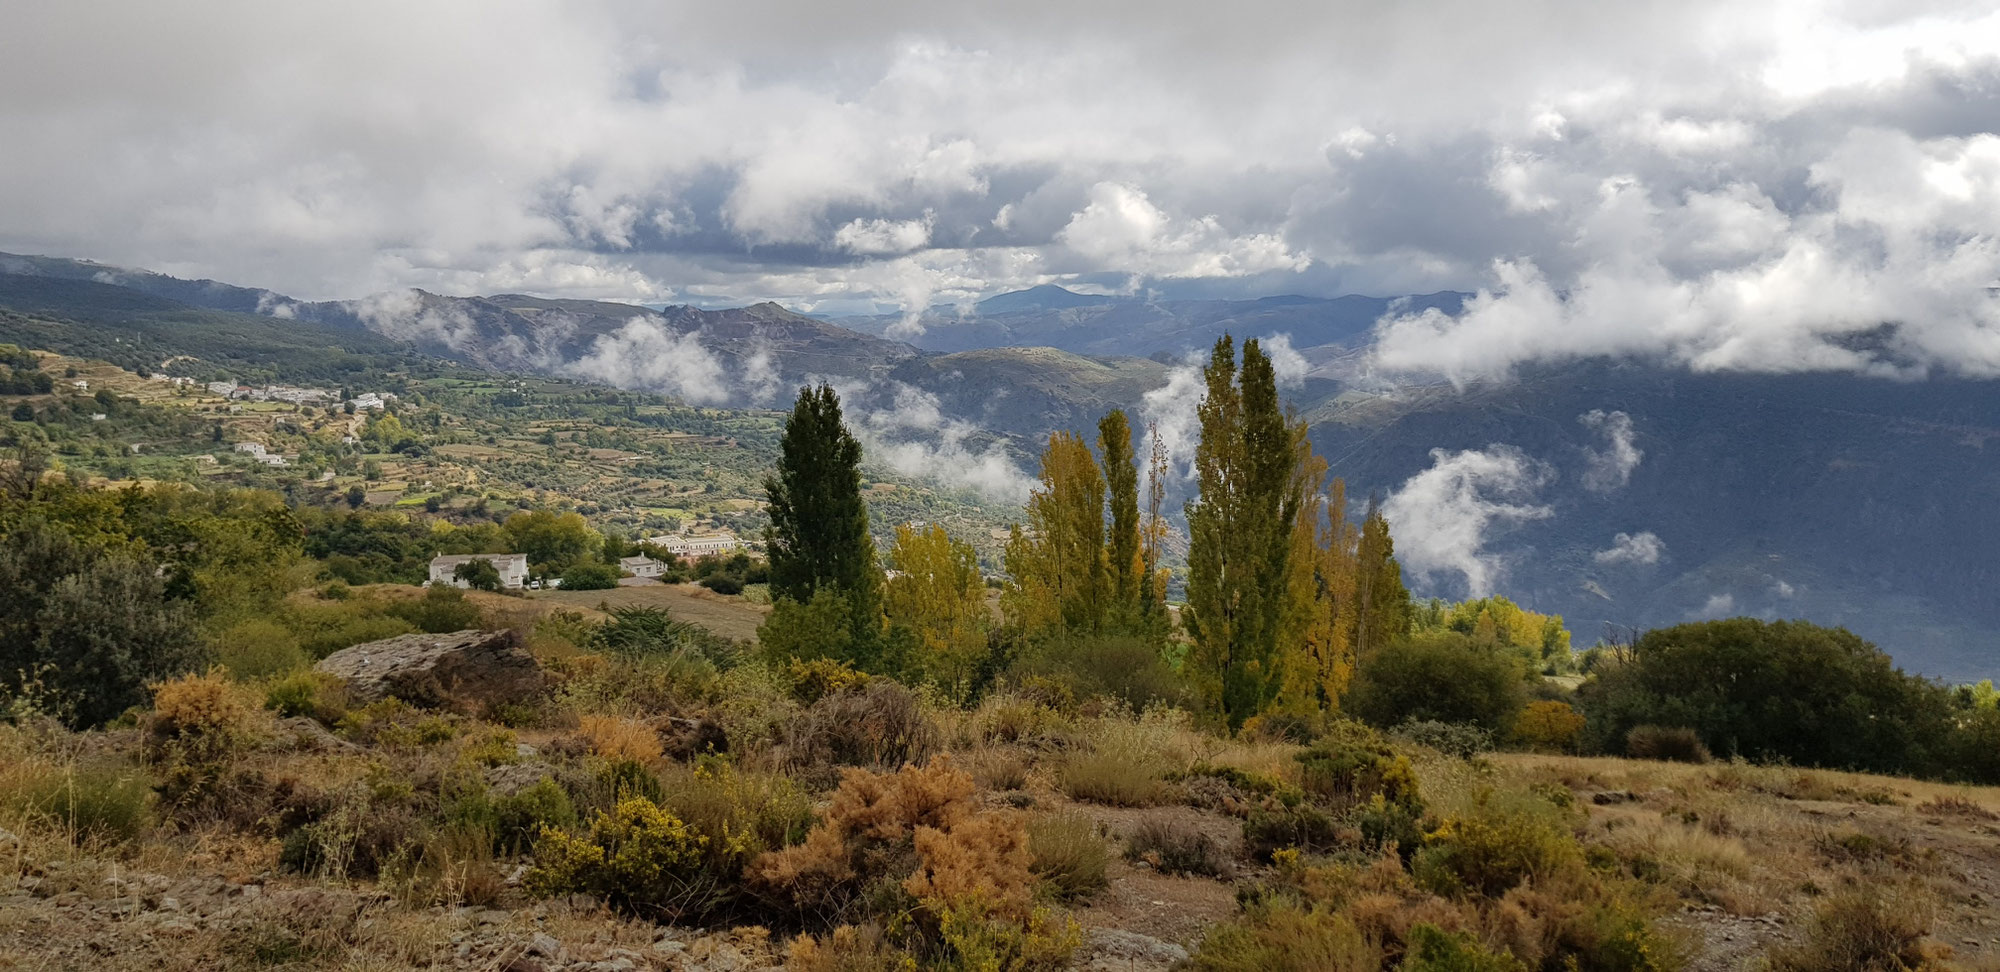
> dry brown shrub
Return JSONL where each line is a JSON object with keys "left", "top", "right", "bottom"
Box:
{"left": 782, "top": 680, "right": 937, "bottom": 774}
{"left": 787, "top": 924, "right": 913, "bottom": 972}
{"left": 959, "top": 747, "right": 1030, "bottom": 791}
{"left": 576, "top": 714, "right": 663, "bottom": 766}
{"left": 1916, "top": 793, "right": 1998, "bottom": 821}
{"left": 905, "top": 811, "right": 1035, "bottom": 919}
{"left": 1766, "top": 884, "right": 1941, "bottom": 972}
{"left": 754, "top": 755, "right": 1039, "bottom": 925}
{"left": 149, "top": 670, "right": 260, "bottom": 746}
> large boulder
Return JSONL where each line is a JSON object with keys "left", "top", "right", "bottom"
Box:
{"left": 315, "top": 629, "right": 544, "bottom": 711}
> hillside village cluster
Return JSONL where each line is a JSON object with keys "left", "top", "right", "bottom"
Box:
{"left": 425, "top": 527, "right": 748, "bottom": 589}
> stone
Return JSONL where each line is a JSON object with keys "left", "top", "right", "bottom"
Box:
{"left": 1082, "top": 928, "right": 1190, "bottom": 971}
{"left": 315, "top": 629, "right": 545, "bottom": 710}
{"left": 529, "top": 931, "right": 564, "bottom": 959}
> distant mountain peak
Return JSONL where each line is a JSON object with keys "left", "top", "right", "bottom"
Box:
{"left": 975, "top": 284, "right": 1121, "bottom": 315}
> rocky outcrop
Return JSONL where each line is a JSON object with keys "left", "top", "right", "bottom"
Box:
{"left": 315, "top": 629, "right": 544, "bottom": 711}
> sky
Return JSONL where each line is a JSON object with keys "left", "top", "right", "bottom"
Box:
{"left": 4, "top": 0, "right": 2000, "bottom": 377}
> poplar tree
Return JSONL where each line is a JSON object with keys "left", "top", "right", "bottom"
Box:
{"left": 1350, "top": 495, "right": 1412, "bottom": 660}
{"left": 1004, "top": 430, "right": 1108, "bottom": 635}
{"left": 764, "top": 384, "right": 881, "bottom": 649}
{"left": 1098, "top": 409, "right": 1143, "bottom": 628}
{"left": 1184, "top": 336, "right": 1311, "bottom": 728}
{"left": 884, "top": 524, "right": 988, "bottom": 691}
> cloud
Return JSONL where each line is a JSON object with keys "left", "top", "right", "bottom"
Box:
{"left": 1578, "top": 409, "right": 1642, "bottom": 492}
{"left": 1593, "top": 531, "right": 1664, "bottom": 565}
{"left": 1381, "top": 444, "right": 1554, "bottom": 596}
{"left": 566, "top": 316, "right": 734, "bottom": 405}
{"left": 1140, "top": 357, "right": 1206, "bottom": 482}
{"left": 1261, "top": 333, "right": 1308, "bottom": 388}
{"left": 1696, "top": 593, "right": 1736, "bottom": 619}
{"left": 849, "top": 382, "right": 1037, "bottom": 504}
{"left": 1, "top": 0, "right": 1997, "bottom": 369}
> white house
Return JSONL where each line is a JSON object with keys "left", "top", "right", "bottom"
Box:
{"left": 619, "top": 555, "right": 667, "bottom": 578}
{"left": 645, "top": 531, "right": 745, "bottom": 558}
{"left": 428, "top": 553, "right": 529, "bottom": 590}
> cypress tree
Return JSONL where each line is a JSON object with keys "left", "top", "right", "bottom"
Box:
{"left": 1098, "top": 409, "right": 1143, "bottom": 628}
{"left": 764, "top": 384, "right": 881, "bottom": 647}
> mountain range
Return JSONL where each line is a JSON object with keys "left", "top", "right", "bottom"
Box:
{"left": 1, "top": 252, "right": 1993, "bottom": 680}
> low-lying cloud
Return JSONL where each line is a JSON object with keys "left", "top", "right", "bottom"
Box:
{"left": 1381, "top": 444, "right": 1554, "bottom": 597}
{"left": 1578, "top": 410, "right": 1642, "bottom": 492}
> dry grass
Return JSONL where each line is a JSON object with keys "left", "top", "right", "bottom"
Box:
{"left": 575, "top": 714, "right": 663, "bottom": 766}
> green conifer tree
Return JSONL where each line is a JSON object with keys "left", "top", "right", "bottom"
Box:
{"left": 764, "top": 385, "right": 881, "bottom": 652}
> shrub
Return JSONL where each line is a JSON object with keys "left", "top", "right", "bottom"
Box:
{"left": 4, "top": 763, "right": 153, "bottom": 843}
{"left": 1294, "top": 722, "right": 1422, "bottom": 812}
{"left": 1765, "top": 885, "right": 1938, "bottom": 972}
{"left": 1058, "top": 710, "right": 1185, "bottom": 807}
{"left": 1124, "top": 816, "right": 1231, "bottom": 878}
{"left": 281, "top": 600, "right": 418, "bottom": 658}
{"left": 576, "top": 714, "right": 663, "bottom": 766}
{"left": 264, "top": 671, "right": 349, "bottom": 723}
{"left": 384, "top": 584, "right": 484, "bottom": 633}
{"left": 699, "top": 574, "right": 745, "bottom": 596}
{"left": 492, "top": 779, "right": 577, "bottom": 853}
{"left": 786, "top": 924, "right": 913, "bottom": 972}
{"left": 786, "top": 656, "right": 871, "bottom": 704}
{"left": 1624, "top": 726, "right": 1711, "bottom": 764}
{"left": 1399, "top": 924, "right": 1527, "bottom": 972}
{"left": 961, "top": 748, "right": 1030, "bottom": 791}
{"left": 1346, "top": 631, "right": 1527, "bottom": 735}
{"left": 593, "top": 606, "right": 740, "bottom": 663}
{"left": 1511, "top": 701, "right": 1584, "bottom": 752}
{"left": 1575, "top": 618, "right": 1954, "bottom": 776}
{"left": 1027, "top": 812, "right": 1112, "bottom": 901}
{"left": 559, "top": 562, "right": 621, "bottom": 591}
{"left": 1412, "top": 791, "right": 1579, "bottom": 899}
{"left": 751, "top": 756, "right": 1036, "bottom": 927}
{"left": 525, "top": 796, "right": 711, "bottom": 919}
{"left": 1242, "top": 804, "right": 1344, "bottom": 861}
{"left": 150, "top": 670, "right": 258, "bottom": 743}
{"left": 213, "top": 619, "right": 310, "bottom": 679}
{"left": 656, "top": 757, "right": 814, "bottom": 908}
{"left": 782, "top": 680, "right": 936, "bottom": 772}
{"left": 1189, "top": 899, "right": 1382, "bottom": 972}
{"left": 1389, "top": 720, "right": 1495, "bottom": 759}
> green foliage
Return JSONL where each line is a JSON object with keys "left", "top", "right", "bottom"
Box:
{"left": 1576, "top": 619, "right": 1955, "bottom": 777}
{"left": 504, "top": 509, "right": 602, "bottom": 572}
{"left": 4, "top": 762, "right": 154, "bottom": 843}
{"left": 0, "top": 518, "right": 207, "bottom": 726}
{"left": 492, "top": 779, "right": 578, "bottom": 853}
{"left": 1294, "top": 722, "right": 1423, "bottom": 812}
{"left": 559, "top": 561, "right": 620, "bottom": 591}
{"left": 212, "top": 618, "right": 310, "bottom": 680}
{"left": 384, "top": 583, "right": 484, "bottom": 633}
{"left": 765, "top": 384, "right": 881, "bottom": 651}
{"left": 1347, "top": 631, "right": 1527, "bottom": 735}
{"left": 1388, "top": 720, "right": 1496, "bottom": 759}
{"left": 1183, "top": 336, "right": 1312, "bottom": 729}
{"left": 760, "top": 588, "right": 858, "bottom": 666}
{"left": 1008, "top": 631, "right": 1188, "bottom": 712}
{"left": 1412, "top": 790, "right": 1579, "bottom": 899}
{"left": 452, "top": 557, "right": 503, "bottom": 592}
{"left": 1413, "top": 595, "right": 1573, "bottom": 675}
{"left": 1190, "top": 900, "right": 1382, "bottom": 972}
{"left": 593, "top": 606, "right": 739, "bottom": 663}
{"left": 279, "top": 599, "right": 417, "bottom": 658}
{"left": 525, "top": 796, "right": 710, "bottom": 918}
{"left": 1398, "top": 924, "right": 1527, "bottom": 972}
{"left": 1026, "top": 812, "right": 1112, "bottom": 901}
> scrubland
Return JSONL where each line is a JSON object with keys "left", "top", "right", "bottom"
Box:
{"left": 3, "top": 605, "right": 1999, "bottom": 972}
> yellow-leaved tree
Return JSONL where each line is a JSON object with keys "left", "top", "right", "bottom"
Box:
{"left": 1003, "top": 431, "right": 1108, "bottom": 637}
{"left": 884, "top": 524, "right": 989, "bottom": 692}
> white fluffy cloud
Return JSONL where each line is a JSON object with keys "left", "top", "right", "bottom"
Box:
{"left": 0, "top": 0, "right": 1996, "bottom": 377}
{"left": 1381, "top": 444, "right": 1554, "bottom": 597}
{"left": 1593, "top": 531, "right": 1665, "bottom": 566}
{"left": 1578, "top": 410, "right": 1642, "bottom": 492}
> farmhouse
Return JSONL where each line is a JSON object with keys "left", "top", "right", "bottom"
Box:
{"left": 619, "top": 555, "right": 667, "bottom": 579}
{"left": 427, "top": 553, "right": 529, "bottom": 590}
